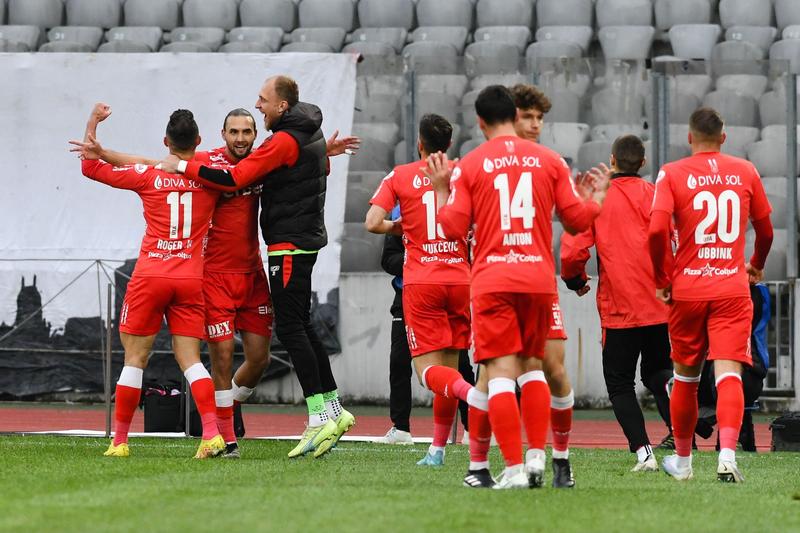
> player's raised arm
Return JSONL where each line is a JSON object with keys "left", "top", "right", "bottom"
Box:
{"left": 556, "top": 162, "right": 608, "bottom": 235}
{"left": 428, "top": 153, "right": 471, "bottom": 240}
{"left": 69, "top": 103, "right": 159, "bottom": 166}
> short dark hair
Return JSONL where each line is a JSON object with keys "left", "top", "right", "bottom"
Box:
{"left": 510, "top": 84, "right": 552, "bottom": 113}
{"left": 418, "top": 113, "right": 453, "bottom": 154}
{"left": 273, "top": 75, "right": 299, "bottom": 107}
{"left": 223, "top": 108, "right": 256, "bottom": 131}
{"left": 611, "top": 135, "right": 645, "bottom": 174}
{"left": 165, "top": 109, "right": 199, "bottom": 151}
{"left": 475, "top": 85, "right": 517, "bottom": 126}
{"left": 689, "top": 107, "right": 724, "bottom": 142}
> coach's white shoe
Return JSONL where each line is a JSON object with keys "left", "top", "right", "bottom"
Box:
{"left": 632, "top": 454, "right": 658, "bottom": 472}
{"left": 493, "top": 466, "right": 529, "bottom": 490}
{"left": 717, "top": 460, "right": 745, "bottom": 483}
{"left": 662, "top": 454, "right": 693, "bottom": 481}
{"left": 378, "top": 427, "right": 413, "bottom": 445}
{"left": 524, "top": 450, "right": 546, "bottom": 488}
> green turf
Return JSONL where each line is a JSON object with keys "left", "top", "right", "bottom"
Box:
{"left": 1, "top": 436, "right": 798, "bottom": 533}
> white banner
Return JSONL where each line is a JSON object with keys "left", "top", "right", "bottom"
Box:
{"left": 0, "top": 53, "right": 357, "bottom": 331}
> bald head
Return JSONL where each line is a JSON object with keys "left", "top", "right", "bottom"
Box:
{"left": 256, "top": 75, "right": 299, "bottom": 130}
{"left": 266, "top": 75, "right": 299, "bottom": 108}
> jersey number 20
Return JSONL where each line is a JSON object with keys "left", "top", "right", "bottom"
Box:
{"left": 693, "top": 190, "right": 740, "bottom": 244}
{"left": 166, "top": 191, "right": 193, "bottom": 239}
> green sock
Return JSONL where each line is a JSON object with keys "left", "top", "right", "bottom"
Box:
{"left": 322, "top": 390, "right": 338, "bottom": 402}
{"left": 306, "top": 393, "right": 326, "bottom": 417}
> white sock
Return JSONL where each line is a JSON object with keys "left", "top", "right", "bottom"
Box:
{"left": 525, "top": 448, "right": 545, "bottom": 464}
{"left": 429, "top": 445, "right": 445, "bottom": 455}
{"left": 552, "top": 449, "right": 569, "bottom": 460}
{"left": 636, "top": 444, "right": 653, "bottom": 463}
{"left": 118, "top": 366, "right": 143, "bottom": 388}
{"left": 719, "top": 448, "right": 736, "bottom": 464}
{"left": 504, "top": 464, "right": 524, "bottom": 478}
{"left": 466, "top": 388, "right": 489, "bottom": 411}
{"left": 469, "top": 460, "right": 489, "bottom": 471}
{"left": 231, "top": 379, "right": 255, "bottom": 403}
{"left": 215, "top": 389, "right": 234, "bottom": 408}
{"left": 676, "top": 454, "right": 692, "bottom": 470}
{"left": 325, "top": 397, "right": 343, "bottom": 420}
{"left": 309, "top": 413, "right": 328, "bottom": 427}
{"left": 183, "top": 362, "right": 210, "bottom": 384}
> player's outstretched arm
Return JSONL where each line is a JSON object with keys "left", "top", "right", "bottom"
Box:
{"left": 560, "top": 229, "right": 595, "bottom": 296}
{"left": 365, "top": 205, "right": 402, "bottom": 235}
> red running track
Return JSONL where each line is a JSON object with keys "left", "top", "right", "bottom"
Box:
{"left": 0, "top": 405, "right": 773, "bottom": 451}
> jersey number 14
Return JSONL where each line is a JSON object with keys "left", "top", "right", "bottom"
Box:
{"left": 494, "top": 172, "right": 536, "bottom": 230}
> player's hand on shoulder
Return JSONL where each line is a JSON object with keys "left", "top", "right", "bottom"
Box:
{"left": 655, "top": 285, "right": 672, "bottom": 305}
{"left": 91, "top": 102, "right": 111, "bottom": 123}
{"left": 326, "top": 129, "right": 361, "bottom": 157}
{"left": 159, "top": 154, "right": 180, "bottom": 174}
{"left": 745, "top": 263, "right": 764, "bottom": 284}
{"left": 68, "top": 133, "right": 103, "bottom": 161}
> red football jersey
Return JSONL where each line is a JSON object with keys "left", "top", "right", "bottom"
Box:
{"left": 370, "top": 159, "right": 469, "bottom": 285}
{"left": 201, "top": 147, "right": 263, "bottom": 273}
{"left": 82, "top": 159, "right": 219, "bottom": 279}
{"left": 652, "top": 151, "right": 772, "bottom": 300}
{"left": 438, "top": 135, "right": 595, "bottom": 296}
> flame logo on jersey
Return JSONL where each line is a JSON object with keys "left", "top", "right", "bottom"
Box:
{"left": 483, "top": 158, "right": 495, "bottom": 173}
{"left": 687, "top": 174, "right": 698, "bottom": 190}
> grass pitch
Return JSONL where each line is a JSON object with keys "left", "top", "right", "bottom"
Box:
{"left": 0, "top": 436, "right": 798, "bottom": 533}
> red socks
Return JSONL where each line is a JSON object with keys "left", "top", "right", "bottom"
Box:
{"left": 519, "top": 371, "right": 550, "bottom": 452}
{"left": 488, "top": 377, "right": 523, "bottom": 467}
{"left": 113, "top": 366, "right": 143, "bottom": 446}
{"left": 551, "top": 391, "right": 574, "bottom": 457}
{"left": 423, "top": 365, "right": 472, "bottom": 403}
{"left": 185, "top": 363, "right": 219, "bottom": 440}
{"left": 670, "top": 374, "right": 700, "bottom": 457}
{"left": 215, "top": 389, "right": 236, "bottom": 444}
{"left": 716, "top": 373, "right": 744, "bottom": 453}
{"left": 468, "top": 405, "right": 491, "bottom": 465}
{"left": 432, "top": 395, "right": 458, "bottom": 448}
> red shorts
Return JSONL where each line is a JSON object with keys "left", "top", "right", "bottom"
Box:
{"left": 203, "top": 269, "right": 274, "bottom": 342}
{"left": 402, "top": 284, "right": 471, "bottom": 357}
{"left": 547, "top": 295, "right": 568, "bottom": 341}
{"left": 668, "top": 297, "right": 753, "bottom": 368}
{"left": 472, "top": 292, "right": 552, "bottom": 363}
{"left": 120, "top": 275, "right": 204, "bottom": 338}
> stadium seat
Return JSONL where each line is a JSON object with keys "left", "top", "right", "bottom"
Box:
{"left": 281, "top": 41, "right": 334, "bottom": 52}
{"left": 227, "top": 27, "right": 283, "bottom": 51}
{"left": 290, "top": 28, "right": 346, "bottom": 51}
{"left": 719, "top": 0, "right": 772, "bottom": 29}
{"left": 654, "top": 0, "right": 711, "bottom": 31}
{"left": 671, "top": 73, "right": 713, "bottom": 101}
{"left": 596, "top": 0, "right": 652, "bottom": 27}
{"left": 0, "top": 2, "right": 5, "bottom": 25}
{"left": 299, "top": 0, "right": 355, "bottom": 31}
{"left": 548, "top": 91, "right": 582, "bottom": 123}
{"left": 591, "top": 88, "right": 645, "bottom": 125}
{"left": 358, "top": 0, "right": 414, "bottom": 30}
{"left": 535, "top": 26, "right": 593, "bottom": 53}
{"left": 536, "top": 0, "right": 593, "bottom": 27}
{"left": 539, "top": 122, "right": 590, "bottom": 164}
{"left": 218, "top": 41, "right": 272, "bottom": 53}
{"left": 106, "top": 27, "right": 162, "bottom": 52}
{"left": 720, "top": 125, "right": 760, "bottom": 158}
{"left": 393, "top": 140, "right": 413, "bottom": 165}
{"left": 8, "top": 0, "right": 62, "bottom": 29}
{"left": 403, "top": 41, "right": 460, "bottom": 75}
{"left": 239, "top": 0, "right": 296, "bottom": 32}
{"left": 341, "top": 221, "right": 384, "bottom": 271}
{"left": 410, "top": 93, "right": 460, "bottom": 129}
{"left": 460, "top": 138, "right": 481, "bottom": 157}
{"left": 761, "top": 177, "right": 788, "bottom": 229}
{"left": 183, "top": 0, "right": 238, "bottom": 31}
{"left": 712, "top": 39, "right": 767, "bottom": 65}
{"left": 345, "top": 185, "right": 374, "bottom": 223}
{"left": 761, "top": 124, "right": 800, "bottom": 143}
{"left": 66, "top": 0, "right": 120, "bottom": 29}
{"left": 0, "top": 38, "right": 29, "bottom": 51}
{"left": 348, "top": 171, "right": 386, "bottom": 193}
{"left": 759, "top": 89, "right": 800, "bottom": 126}
{"left": 577, "top": 140, "right": 613, "bottom": 172}
{"left": 170, "top": 27, "right": 226, "bottom": 51}
{"left": 0, "top": 25, "right": 41, "bottom": 50}
{"left": 776, "top": 0, "right": 800, "bottom": 32}
{"left": 746, "top": 138, "right": 798, "bottom": 176}
{"left": 640, "top": 141, "right": 691, "bottom": 176}
{"left": 702, "top": 90, "right": 758, "bottom": 127}
{"left": 160, "top": 42, "right": 213, "bottom": 53}
{"left": 48, "top": 25, "right": 102, "bottom": 48}
{"left": 349, "top": 28, "right": 408, "bottom": 53}
{"left": 357, "top": 75, "right": 405, "bottom": 100}
{"left": 460, "top": 90, "right": 480, "bottom": 129}
{"left": 39, "top": 40, "right": 92, "bottom": 52}
{"left": 746, "top": 229, "right": 788, "bottom": 280}
{"left": 716, "top": 74, "right": 769, "bottom": 99}
{"left": 416, "top": 74, "right": 469, "bottom": 98}
{"left": 97, "top": 40, "right": 153, "bottom": 53}
{"left": 464, "top": 42, "right": 521, "bottom": 76}
{"left": 537, "top": 70, "right": 593, "bottom": 98}
{"left": 669, "top": 24, "right": 721, "bottom": 60}
{"left": 124, "top": 0, "right": 181, "bottom": 31}
{"left": 599, "top": 26, "right": 655, "bottom": 60}
{"left": 353, "top": 123, "right": 401, "bottom": 146}
{"left": 470, "top": 73, "right": 527, "bottom": 92}
{"left": 410, "top": 26, "right": 469, "bottom": 54}
{"left": 476, "top": 0, "right": 533, "bottom": 28}
{"left": 354, "top": 91, "right": 400, "bottom": 123}
{"left": 525, "top": 41, "right": 583, "bottom": 72}
{"left": 725, "top": 26, "right": 778, "bottom": 55}
{"left": 344, "top": 41, "right": 398, "bottom": 72}
{"left": 473, "top": 26, "right": 531, "bottom": 53}
{"left": 645, "top": 90, "right": 699, "bottom": 124}
{"left": 416, "top": 0, "right": 474, "bottom": 30}
{"left": 349, "top": 138, "right": 395, "bottom": 172}
{"left": 669, "top": 123, "right": 690, "bottom": 143}
{"left": 770, "top": 39, "right": 800, "bottom": 74}
{"left": 591, "top": 123, "right": 646, "bottom": 142}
